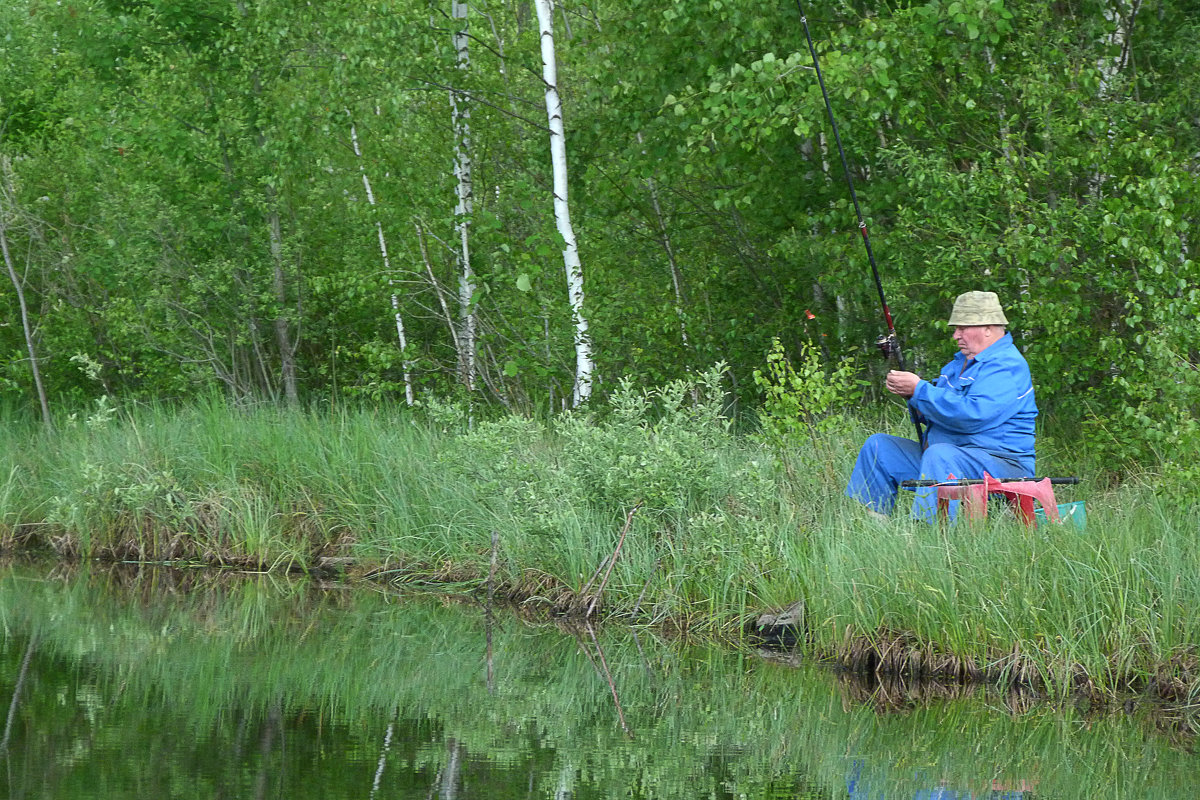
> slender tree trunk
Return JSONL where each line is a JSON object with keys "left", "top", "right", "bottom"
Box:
{"left": 416, "top": 219, "right": 459, "bottom": 348}
{"left": 265, "top": 198, "right": 299, "bottom": 405}
{"left": 636, "top": 132, "right": 690, "bottom": 356}
{"left": 535, "top": 0, "right": 593, "bottom": 405}
{"left": 241, "top": 3, "right": 299, "bottom": 405}
{"left": 439, "top": 738, "right": 463, "bottom": 800}
{"left": 983, "top": 47, "right": 1014, "bottom": 166}
{"left": 0, "top": 160, "right": 53, "bottom": 430}
{"left": 350, "top": 114, "right": 415, "bottom": 404}
{"left": 451, "top": 0, "right": 477, "bottom": 392}
{"left": 369, "top": 717, "right": 395, "bottom": 800}
{"left": 217, "top": 125, "right": 271, "bottom": 401}
{"left": 1090, "top": 0, "right": 1141, "bottom": 198}
{"left": 253, "top": 702, "right": 282, "bottom": 800}
{"left": 1097, "top": 0, "right": 1140, "bottom": 97}
{"left": 0, "top": 633, "right": 37, "bottom": 752}
{"left": 555, "top": 762, "right": 574, "bottom": 800}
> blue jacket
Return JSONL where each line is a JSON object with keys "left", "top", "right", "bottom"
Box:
{"left": 908, "top": 333, "right": 1037, "bottom": 466}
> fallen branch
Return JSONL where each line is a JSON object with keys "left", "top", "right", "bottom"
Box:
{"left": 585, "top": 501, "right": 643, "bottom": 618}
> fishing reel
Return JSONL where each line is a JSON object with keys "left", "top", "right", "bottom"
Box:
{"left": 875, "top": 331, "right": 901, "bottom": 361}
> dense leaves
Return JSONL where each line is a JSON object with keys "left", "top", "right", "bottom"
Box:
{"left": 0, "top": 0, "right": 1197, "bottom": 461}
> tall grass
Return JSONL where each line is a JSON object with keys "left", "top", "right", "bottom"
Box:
{"left": 787, "top": 470, "right": 1200, "bottom": 699}
{"left": 0, "top": 375, "right": 1197, "bottom": 700}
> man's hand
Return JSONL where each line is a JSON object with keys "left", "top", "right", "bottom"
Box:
{"left": 885, "top": 370, "right": 920, "bottom": 398}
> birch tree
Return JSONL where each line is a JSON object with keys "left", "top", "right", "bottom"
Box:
{"left": 535, "top": 0, "right": 592, "bottom": 405}
{"left": 349, "top": 113, "right": 415, "bottom": 405}
{"left": 1089, "top": 0, "right": 1142, "bottom": 198}
{"left": 438, "top": 738, "right": 463, "bottom": 799}
{"left": 450, "top": 0, "right": 477, "bottom": 392}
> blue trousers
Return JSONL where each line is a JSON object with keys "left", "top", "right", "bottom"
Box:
{"left": 845, "top": 434, "right": 1033, "bottom": 522}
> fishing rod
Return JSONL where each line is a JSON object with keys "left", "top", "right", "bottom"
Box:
{"left": 794, "top": 0, "right": 925, "bottom": 447}
{"left": 900, "top": 477, "right": 1080, "bottom": 488}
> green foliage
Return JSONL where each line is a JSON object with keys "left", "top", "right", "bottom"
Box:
{"left": 2, "top": 0, "right": 1200, "bottom": 471}
{"left": 556, "top": 365, "right": 745, "bottom": 512}
{"left": 752, "top": 338, "right": 865, "bottom": 445}
{"left": 47, "top": 459, "right": 187, "bottom": 541}
{"left": 1094, "top": 340, "right": 1200, "bottom": 502}
{"left": 441, "top": 365, "right": 776, "bottom": 534}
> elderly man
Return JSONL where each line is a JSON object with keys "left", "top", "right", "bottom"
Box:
{"left": 846, "top": 291, "right": 1037, "bottom": 522}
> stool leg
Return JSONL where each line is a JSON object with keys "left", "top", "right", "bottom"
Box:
{"left": 1015, "top": 495, "right": 1036, "bottom": 526}
{"left": 995, "top": 479, "right": 1061, "bottom": 524}
{"left": 960, "top": 484, "right": 988, "bottom": 520}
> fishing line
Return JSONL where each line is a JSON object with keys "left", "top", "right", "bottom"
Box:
{"left": 794, "top": 0, "right": 925, "bottom": 446}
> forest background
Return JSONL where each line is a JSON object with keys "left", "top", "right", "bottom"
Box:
{"left": 0, "top": 0, "right": 1197, "bottom": 470}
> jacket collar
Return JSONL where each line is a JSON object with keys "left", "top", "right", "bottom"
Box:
{"left": 974, "top": 331, "right": 1013, "bottom": 361}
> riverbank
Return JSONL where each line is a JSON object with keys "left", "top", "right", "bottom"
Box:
{"left": 0, "top": 384, "right": 1195, "bottom": 703}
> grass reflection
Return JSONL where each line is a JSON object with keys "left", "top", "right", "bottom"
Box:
{"left": 0, "top": 562, "right": 1197, "bottom": 800}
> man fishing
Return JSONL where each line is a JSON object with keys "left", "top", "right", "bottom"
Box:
{"left": 845, "top": 291, "right": 1038, "bottom": 522}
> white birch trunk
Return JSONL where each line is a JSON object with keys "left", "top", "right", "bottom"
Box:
{"left": 536, "top": 0, "right": 593, "bottom": 405}
{"left": 983, "top": 47, "right": 1013, "bottom": 166}
{"left": 555, "top": 761, "right": 575, "bottom": 800}
{"left": 1093, "top": 0, "right": 1141, "bottom": 364}
{"left": 439, "top": 739, "right": 463, "bottom": 800}
{"left": 349, "top": 116, "right": 415, "bottom": 405}
{"left": 1090, "top": 0, "right": 1141, "bottom": 198}
{"left": 451, "top": 0, "right": 477, "bottom": 392}
{"left": 369, "top": 721, "right": 394, "bottom": 800}
{"left": 1097, "top": 0, "right": 1139, "bottom": 97}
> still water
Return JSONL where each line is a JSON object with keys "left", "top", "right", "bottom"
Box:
{"left": 0, "top": 561, "right": 1196, "bottom": 800}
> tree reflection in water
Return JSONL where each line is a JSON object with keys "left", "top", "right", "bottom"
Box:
{"left": 0, "top": 561, "right": 1197, "bottom": 800}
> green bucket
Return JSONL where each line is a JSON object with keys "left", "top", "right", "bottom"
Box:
{"left": 1034, "top": 501, "right": 1086, "bottom": 530}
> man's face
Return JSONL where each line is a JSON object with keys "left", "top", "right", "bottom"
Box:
{"left": 952, "top": 325, "right": 999, "bottom": 358}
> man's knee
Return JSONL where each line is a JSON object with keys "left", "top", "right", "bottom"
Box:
{"left": 859, "top": 433, "right": 903, "bottom": 460}
{"left": 863, "top": 432, "right": 893, "bottom": 449}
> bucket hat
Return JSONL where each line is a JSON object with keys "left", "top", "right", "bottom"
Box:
{"left": 947, "top": 291, "right": 1008, "bottom": 326}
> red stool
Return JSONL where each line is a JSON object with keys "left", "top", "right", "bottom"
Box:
{"left": 934, "top": 472, "right": 1060, "bottom": 525}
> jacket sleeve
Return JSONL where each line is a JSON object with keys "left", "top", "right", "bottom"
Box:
{"left": 908, "top": 358, "right": 1030, "bottom": 434}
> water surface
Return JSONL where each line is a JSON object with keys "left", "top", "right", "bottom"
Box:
{"left": 0, "top": 562, "right": 1195, "bottom": 799}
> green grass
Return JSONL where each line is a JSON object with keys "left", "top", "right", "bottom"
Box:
{"left": 0, "top": 387, "right": 1197, "bottom": 701}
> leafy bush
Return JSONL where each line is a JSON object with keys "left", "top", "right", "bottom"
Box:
{"left": 752, "top": 338, "right": 866, "bottom": 447}
{"left": 47, "top": 460, "right": 189, "bottom": 547}
{"left": 440, "top": 365, "right": 776, "bottom": 533}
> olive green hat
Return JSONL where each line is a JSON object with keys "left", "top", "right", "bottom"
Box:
{"left": 947, "top": 291, "right": 1009, "bottom": 326}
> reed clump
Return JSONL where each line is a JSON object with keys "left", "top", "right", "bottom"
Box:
{"left": 0, "top": 373, "right": 1198, "bottom": 702}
